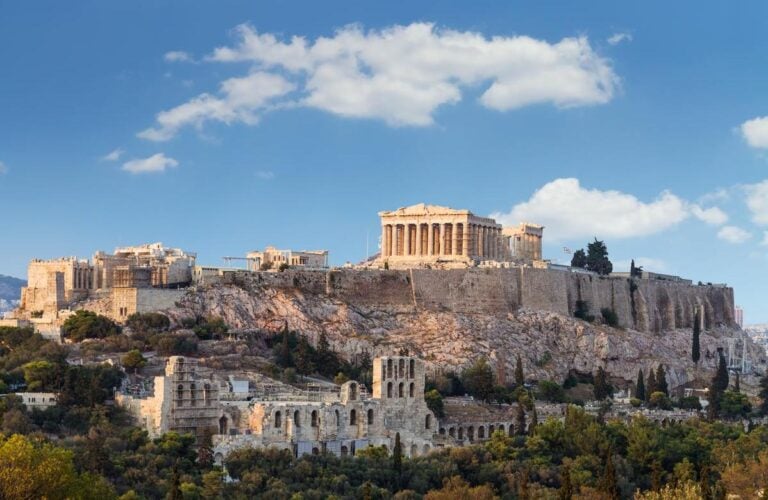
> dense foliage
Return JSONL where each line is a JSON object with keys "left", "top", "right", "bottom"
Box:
{"left": 61, "top": 310, "right": 121, "bottom": 341}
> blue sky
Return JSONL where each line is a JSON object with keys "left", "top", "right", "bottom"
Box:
{"left": 2, "top": 1, "right": 768, "bottom": 322}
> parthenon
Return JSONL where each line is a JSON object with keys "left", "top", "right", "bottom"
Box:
{"left": 378, "top": 204, "right": 543, "bottom": 268}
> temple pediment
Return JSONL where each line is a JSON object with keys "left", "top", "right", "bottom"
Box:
{"left": 379, "top": 203, "right": 471, "bottom": 217}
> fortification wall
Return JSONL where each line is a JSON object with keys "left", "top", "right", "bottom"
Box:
{"left": 214, "top": 268, "right": 736, "bottom": 332}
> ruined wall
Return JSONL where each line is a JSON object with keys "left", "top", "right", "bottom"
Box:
{"left": 410, "top": 268, "right": 519, "bottom": 314}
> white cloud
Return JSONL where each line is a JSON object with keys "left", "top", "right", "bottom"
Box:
{"left": 142, "top": 22, "right": 619, "bottom": 138}
{"left": 745, "top": 180, "right": 768, "bottom": 225}
{"left": 255, "top": 170, "right": 275, "bottom": 180}
{"left": 0, "top": 161, "right": 7, "bottom": 175}
{"left": 101, "top": 148, "right": 124, "bottom": 162}
{"left": 717, "top": 225, "right": 752, "bottom": 244}
{"left": 740, "top": 116, "right": 768, "bottom": 149}
{"left": 607, "top": 32, "right": 632, "bottom": 46}
{"left": 492, "top": 178, "right": 689, "bottom": 240}
{"left": 164, "top": 51, "right": 193, "bottom": 63}
{"left": 690, "top": 205, "right": 728, "bottom": 225}
{"left": 138, "top": 72, "right": 295, "bottom": 141}
{"left": 122, "top": 153, "right": 178, "bottom": 174}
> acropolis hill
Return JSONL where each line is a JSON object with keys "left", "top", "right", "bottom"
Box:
{"left": 4, "top": 204, "right": 764, "bottom": 394}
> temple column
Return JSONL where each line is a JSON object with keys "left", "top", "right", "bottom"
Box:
{"left": 453, "top": 221, "right": 460, "bottom": 257}
{"left": 438, "top": 223, "right": 445, "bottom": 256}
{"left": 478, "top": 226, "right": 484, "bottom": 258}
{"left": 404, "top": 222, "right": 411, "bottom": 256}
{"left": 383, "top": 225, "right": 390, "bottom": 257}
{"left": 428, "top": 223, "right": 435, "bottom": 256}
{"left": 462, "top": 222, "right": 470, "bottom": 257}
{"left": 393, "top": 225, "right": 400, "bottom": 256}
{"left": 416, "top": 223, "right": 422, "bottom": 256}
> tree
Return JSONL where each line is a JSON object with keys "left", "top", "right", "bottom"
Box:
{"left": 61, "top": 310, "right": 120, "bottom": 342}
{"left": 594, "top": 366, "right": 611, "bottom": 401}
{"left": 392, "top": 432, "right": 402, "bottom": 476}
{"left": 294, "top": 337, "right": 315, "bottom": 376}
{"left": 586, "top": 238, "right": 613, "bottom": 275}
{"left": 758, "top": 372, "right": 768, "bottom": 416}
{"left": 719, "top": 390, "right": 751, "bottom": 418}
{"left": 599, "top": 448, "right": 620, "bottom": 500}
{"left": 536, "top": 380, "right": 566, "bottom": 403}
{"left": 692, "top": 307, "right": 701, "bottom": 365}
{"left": 636, "top": 369, "right": 646, "bottom": 401}
{"left": 461, "top": 358, "right": 495, "bottom": 402}
{"left": 529, "top": 400, "right": 538, "bottom": 436}
{"left": 276, "top": 327, "right": 293, "bottom": 367}
{"left": 708, "top": 348, "right": 729, "bottom": 420}
{"left": 559, "top": 466, "right": 574, "bottom": 500}
{"left": 646, "top": 369, "right": 657, "bottom": 402}
{"left": 571, "top": 249, "right": 587, "bottom": 269}
{"left": 734, "top": 371, "right": 740, "bottom": 393}
{"left": 22, "top": 360, "right": 62, "bottom": 391}
{"left": 655, "top": 365, "right": 669, "bottom": 396}
{"left": 121, "top": 349, "right": 147, "bottom": 374}
{"left": 515, "top": 399, "right": 526, "bottom": 435}
{"left": 424, "top": 389, "right": 445, "bottom": 418}
{"left": 515, "top": 354, "right": 525, "bottom": 387}
{"left": 197, "top": 428, "right": 214, "bottom": 468}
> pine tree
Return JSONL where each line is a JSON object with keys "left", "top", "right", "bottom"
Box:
{"left": 278, "top": 327, "right": 293, "bottom": 367}
{"left": 692, "top": 307, "right": 701, "bottom": 365}
{"left": 571, "top": 249, "right": 587, "bottom": 269}
{"left": 515, "top": 354, "right": 525, "bottom": 387}
{"left": 646, "top": 369, "right": 657, "bottom": 401}
{"left": 636, "top": 369, "right": 646, "bottom": 401}
{"left": 655, "top": 365, "right": 669, "bottom": 396}
{"left": 586, "top": 238, "right": 613, "bottom": 276}
{"left": 392, "top": 432, "right": 402, "bottom": 475}
{"left": 599, "top": 448, "right": 620, "bottom": 500}
{"left": 630, "top": 259, "right": 636, "bottom": 277}
{"left": 516, "top": 399, "right": 527, "bottom": 436}
{"left": 758, "top": 372, "right": 768, "bottom": 416}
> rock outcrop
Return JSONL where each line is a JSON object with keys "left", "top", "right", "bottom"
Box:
{"left": 160, "top": 271, "right": 765, "bottom": 394}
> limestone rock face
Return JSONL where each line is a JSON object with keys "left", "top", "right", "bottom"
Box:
{"left": 162, "top": 281, "right": 766, "bottom": 394}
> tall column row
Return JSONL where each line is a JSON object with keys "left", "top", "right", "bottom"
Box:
{"left": 382, "top": 221, "right": 475, "bottom": 257}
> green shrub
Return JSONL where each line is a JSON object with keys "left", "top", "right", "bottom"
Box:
{"left": 630, "top": 397, "right": 642, "bottom": 407}
{"left": 61, "top": 310, "right": 120, "bottom": 342}
{"left": 676, "top": 396, "right": 702, "bottom": 411}
{"left": 537, "top": 380, "right": 566, "bottom": 403}
{"left": 574, "top": 300, "right": 595, "bottom": 322}
{"left": 601, "top": 308, "right": 619, "bottom": 327}
{"left": 648, "top": 391, "right": 673, "bottom": 410}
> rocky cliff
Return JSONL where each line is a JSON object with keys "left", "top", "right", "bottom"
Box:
{"left": 159, "top": 269, "right": 764, "bottom": 393}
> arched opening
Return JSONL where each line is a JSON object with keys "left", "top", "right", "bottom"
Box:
{"left": 409, "top": 359, "right": 415, "bottom": 378}
{"left": 177, "top": 384, "right": 184, "bottom": 406}
{"left": 387, "top": 359, "right": 393, "bottom": 378}
{"left": 350, "top": 409, "right": 357, "bottom": 425}
{"left": 204, "top": 383, "right": 211, "bottom": 405}
{"left": 458, "top": 427, "right": 464, "bottom": 440}
{"left": 335, "top": 410, "right": 340, "bottom": 427}
{"left": 349, "top": 383, "right": 357, "bottom": 401}
{"left": 190, "top": 383, "right": 196, "bottom": 407}
{"left": 340, "top": 446, "right": 348, "bottom": 457}
{"left": 398, "top": 359, "right": 405, "bottom": 378}
{"left": 468, "top": 426, "right": 474, "bottom": 441}
{"left": 422, "top": 444, "right": 430, "bottom": 455}
{"left": 409, "top": 383, "right": 415, "bottom": 397}
{"left": 498, "top": 424, "right": 504, "bottom": 434}
{"left": 311, "top": 410, "right": 318, "bottom": 427}
{"left": 294, "top": 410, "right": 301, "bottom": 427}
{"left": 387, "top": 382, "right": 393, "bottom": 398}
{"left": 508, "top": 425, "right": 514, "bottom": 437}
{"left": 219, "top": 415, "right": 228, "bottom": 435}
{"left": 489, "top": 425, "right": 495, "bottom": 435}
{"left": 398, "top": 382, "right": 404, "bottom": 398}
{"left": 312, "top": 447, "right": 320, "bottom": 455}
{"left": 425, "top": 414, "right": 432, "bottom": 430}
{"left": 274, "top": 411, "right": 282, "bottom": 429}
{"left": 411, "top": 444, "right": 418, "bottom": 457}
{"left": 367, "top": 408, "right": 374, "bottom": 425}
{"left": 478, "top": 426, "right": 485, "bottom": 439}
{"left": 439, "top": 428, "right": 446, "bottom": 436}
{"left": 448, "top": 427, "right": 455, "bottom": 438}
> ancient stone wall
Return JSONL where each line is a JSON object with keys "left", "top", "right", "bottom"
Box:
{"left": 214, "top": 268, "right": 736, "bottom": 333}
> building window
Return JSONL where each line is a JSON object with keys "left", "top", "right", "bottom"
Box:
{"left": 190, "top": 383, "right": 196, "bottom": 407}
{"left": 387, "top": 382, "right": 393, "bottom": 398}
{"left": 349, "top": 383, "right": 357, "bottom": 401}
{"left": 409, "top": 359, "right": 415, "bottom": 378}
{"left": 398, "top": 382, "right": 404, "bottom": 398}
{"left": 274, "top": 411, "right": 282, "bottom": 429}
{"left": 350, "top": 409, "right": 357, "bottom": 425}
{"left": 398, "top": 359, "right": 404, "bottom": 378}
{"left": 387, "top": 359, "right": 393, "bottom": 378}
{"left": 204, "top": 383, "right": 211, "bottom": 405}
{"left": 426, "top": 414, "right": 432, "bottom": 430}
{"left": 367, "top": 409, "right": 374, "bottom": 425}
{"left": 409, "top": 383, "right": 414, "bottom": 398}
{"left": 335, "top": 410, "right": 340, "bottom": 427}
{"left": 311, "top": 410, "right": 318, "bottom": 427}
{"left": 177, "top": 384, "right": 184, "bottom": 406}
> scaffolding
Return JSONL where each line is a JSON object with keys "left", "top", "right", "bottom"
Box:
{"left": 726, "top": 332, "right": 753, "bottom": 373}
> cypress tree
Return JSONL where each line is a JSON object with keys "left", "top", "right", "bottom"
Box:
{"left": 559, "top": 466, "right": 573, "bottom": 500}
{"left": 515, "top": 354, "right": 525, "bottom": 387}
{"left": 278, "top": 327, "right": 293, "bottom": 367}
{"left": 734, "top": 371, "right": 740, "bottom": 393}
{"left": 594, "top": 367, "right": 610, "bottom": 400}
{"left": 516, "top": 399, "right": 527, "bottom": 436}
{"left": 646, "top": 369, "right": 657, "bottom": 401}
{"left": 529, "top": 399, "right": 538, "bottom": 436}
{"left": 655, "top": 365, "right": 669, "bottom": 396}
{"left": 692, "top": 307, "right": 701, "bottom": 365}
{"left": 708, "top": 349, "right": 729, "bottom": 420}
{"left": 392, "top": 432, "right": 402, "bottom": 475}
{"left": 636, "top": 369, "right": 646, "bottom": 401}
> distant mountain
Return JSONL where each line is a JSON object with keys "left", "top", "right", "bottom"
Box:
{"left": 0, "top": 274, "right": 25, "bottom": 315}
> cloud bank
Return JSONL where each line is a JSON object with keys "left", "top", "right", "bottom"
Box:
{"left": 492, "top": 178, "right": 727, "bottom": 241}
{"left": 140, "top": 22, "right": 620, "bottom": 140}
{"left": 740, "top": 116, "right": 768, "bottom": 149}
